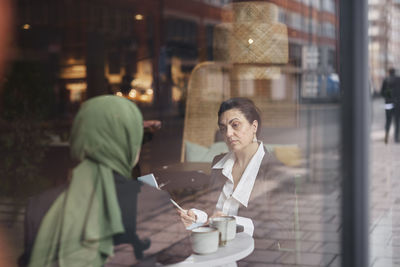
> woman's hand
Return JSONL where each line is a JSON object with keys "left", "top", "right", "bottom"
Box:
{"left": 178, "top": 209, "right": 197, "bottom": 228}
{"left": 143, "top": 120, "right": 161, "bottom": 133}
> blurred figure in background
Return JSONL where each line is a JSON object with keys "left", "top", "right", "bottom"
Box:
{"left": 381, "top": 68, "right": 400, "bottom": 143}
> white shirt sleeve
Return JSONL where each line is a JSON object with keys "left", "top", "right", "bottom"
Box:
{"left": 185, "top": 208, "right": 208, "bottom": 230}
{"left": 234, "top": 216, "right": 254, "bottom": 236}
{"left": 191, "top": 208, "right": 208, "bottom": 224}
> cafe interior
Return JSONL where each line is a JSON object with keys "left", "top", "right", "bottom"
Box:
{"left": 0, "top": 0, "right": 379, "bottom": 266}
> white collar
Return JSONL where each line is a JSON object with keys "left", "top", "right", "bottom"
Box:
{"left": 212, "top": 142, "right": 265, "bottom": 207}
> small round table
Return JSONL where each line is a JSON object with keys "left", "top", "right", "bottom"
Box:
{"left": 165, "top": 232, "right": 254, "bottom": 267}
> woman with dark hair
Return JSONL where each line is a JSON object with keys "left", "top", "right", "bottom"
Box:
{"left": 178, "top": 98, "right": 298, "bottom": 258}
{"left": 179, "top": 97, "right": 290, "bottom": 237}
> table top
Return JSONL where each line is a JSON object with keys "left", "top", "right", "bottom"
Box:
{"left": 165, "top": 232, "right": 254, "bottom": 267}
{"left": 154, "top": 162, "right": 211, "bottom": 175}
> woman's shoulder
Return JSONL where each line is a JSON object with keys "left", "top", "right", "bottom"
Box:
{"left": 211, "top": 152, "right": 228, "bottom": 166}
{"left": 257, "top": 148, "right": 286, "bottom": 179}
{"left": 261, "top": 147, "right": 283, "bottom": 167}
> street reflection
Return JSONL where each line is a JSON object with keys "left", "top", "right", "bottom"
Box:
{"left": 0, "top": 0, "right": 355, "bottom": 266}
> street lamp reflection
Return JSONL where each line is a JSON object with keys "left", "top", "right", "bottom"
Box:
{"left": 129, "top": 89, "right": 137, "bottom": 98}
{"left": 135, "top": 14, "right": 144, "bottom": 21}
{"left": 115, "top": 88, "right": 153, "bottom": 103}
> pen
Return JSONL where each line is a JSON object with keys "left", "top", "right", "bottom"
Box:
{"left": 170, "top": 199, "right": 186, "bottom": 213}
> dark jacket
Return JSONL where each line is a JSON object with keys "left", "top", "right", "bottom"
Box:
{"left": 19, "top": 172, "right": 142, "bottom": 266}
{"left": 381, "top": 75, "right": 400, "bottom": 104}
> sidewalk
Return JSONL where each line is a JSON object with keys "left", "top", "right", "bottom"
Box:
{"left": 369, "top": 135, "right": 400, "bottom": 267}
{"left": 130, "top": 136, "right": 399, "bottom": 267}
{"left": 132, "top": 100, "right": 399, "bottom": 266}
{"left": 1, "top": 100, "right": 400, "bottom": 266}
{"left": 134, "top": 163, "right": 341, "bottom": 266}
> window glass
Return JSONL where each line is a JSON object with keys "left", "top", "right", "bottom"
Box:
{"left": 0, "top": 1, "right": 358, "bottom": 267}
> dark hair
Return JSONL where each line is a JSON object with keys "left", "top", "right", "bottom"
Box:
{"left": 389, "top": 68, "right": 396, "bottom": 76}
{"left": 218, "top": 97, "right": 262, "bottom": 135}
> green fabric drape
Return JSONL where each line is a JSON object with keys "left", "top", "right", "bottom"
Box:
{"left": 29, "top": 95, "right": 143, "bottom": 267}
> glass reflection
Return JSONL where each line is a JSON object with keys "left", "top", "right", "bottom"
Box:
{"left": 0, "top": 0, "right": 346, "bottom": 266}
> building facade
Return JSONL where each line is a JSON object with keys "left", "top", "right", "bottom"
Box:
{"left": 369, "top": 0, "right": 400, "bottom": 93}
{"left": 13, "top": 0, "right": 339, "bottom": 117}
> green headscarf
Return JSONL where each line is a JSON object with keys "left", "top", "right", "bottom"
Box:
{"left": 29, "top": 95, "right": 143, "bottom": 267}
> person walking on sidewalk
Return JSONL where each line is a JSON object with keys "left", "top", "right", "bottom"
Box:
{"left": 393, "top": 70, "right": 400, "bottom": 143}
{"left": 381, "top": 68, "right": 400, "bottom": 143}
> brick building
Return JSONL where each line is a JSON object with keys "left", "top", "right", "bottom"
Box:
{"left": 12, "top": 0, "right": 339, "bottom": 116}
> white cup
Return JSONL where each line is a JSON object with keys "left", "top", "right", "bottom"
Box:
{"left": 209, "top": 216, "right": 236, "bottom": 246}
{"left": 190, "top": 227, "right": 219, "bottom": 254}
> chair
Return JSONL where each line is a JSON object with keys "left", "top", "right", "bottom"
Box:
{"left": 181, "top": 61, "right": 302, "bottom": 167}
{"left": 180, "top": 61, "right": 231, "bottom": 163}
{"left": 181, "top": 1, "right": 299, "bottom": 164}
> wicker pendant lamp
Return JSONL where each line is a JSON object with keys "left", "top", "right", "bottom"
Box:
{"left": 214, "top": 1, "right": 288, "bottom": 79}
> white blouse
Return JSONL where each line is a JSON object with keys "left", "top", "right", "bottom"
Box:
{"left": 213, "top": 141, "right": 265, "bottom": 214}
{"left": 190, "top": 142, "right": 265, "bottom": 236}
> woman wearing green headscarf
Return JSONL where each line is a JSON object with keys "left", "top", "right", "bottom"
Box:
{"left": 27, "top": 95, "right": 145, "bottom": 267}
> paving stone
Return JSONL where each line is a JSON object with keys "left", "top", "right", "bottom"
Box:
{"left": 163, "top": 222, "right": 187, "bottom": 233}
{"left": 296, "top": 199, "right": 318, "bottom": 207}
{"left": 144, "top": 241, "right": 173, "bottom": 256}
{"left": 149, "top": 229, "right": 187, "bottom": 243}
{"left": 106, "top": 244, "right": 138, "bottom": 266}
{"left": 269, "top": 240, "right": 319, "bottom": 253}
{"left": 295, "top": 207, "right": 323, "bottom": 214}
{"left": 328, "top": 255, "right": 340, "bottom": 267}
{"left": 137, "top": 220, "right": 170, "bottom": 231}
{"left": 371, "top": 225, "right": 396, "bottom": 238}
{"left": 242, "top": 263, "right": 298, "bottom": 267}
{"left": 371, "top": 244, "right": 400, "bottom": 259}
{"left": 312, "top": 242, "right": 340, "bottom": 254}
{"left": 277, "top": 251, "right": 336, "bottom": 266}
{"left": 240, "top": 210, "right": 264, "bottom": 218}
{"left": 302, "top": 240, "right": 324, "bottom": 253}
{"left": 300, "top": 223, "right": 340, "bottom": 233}
{"left": 329, "top": 216, "right": 341, "bottom": 224}
{"left": 255, "top": 221, "right": 294, "bottom": 231}
{"left": 299, "top": 214, "right": 334, "bottom": 224}
{"left": 241, "top": 249, "right": 284, "bottom": 264}
{"left": 371, "top": 257, "right": 400, "bottom": 267}
{"left": 238, "top": 261, "right": 249, "bottom": 267}
{"left": 266, "top": 230, "right": 306, "bottom": 241}
{"left": 253, "top": 228, "right": 271, "bottom": 239}
{"left": 391, "top": 236, "right": 400, "bottom": 247}
{"left": 303, "top": 232, "right": 340, "bottom": 243}
{"left": 259, "top": 212, "right": 291, "bottom": 221}
{"left": 152, "top": 213, "right": 181, "bottom": 222}
{"left": 254, "top": 239, "right": 275, "bottom": 250}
